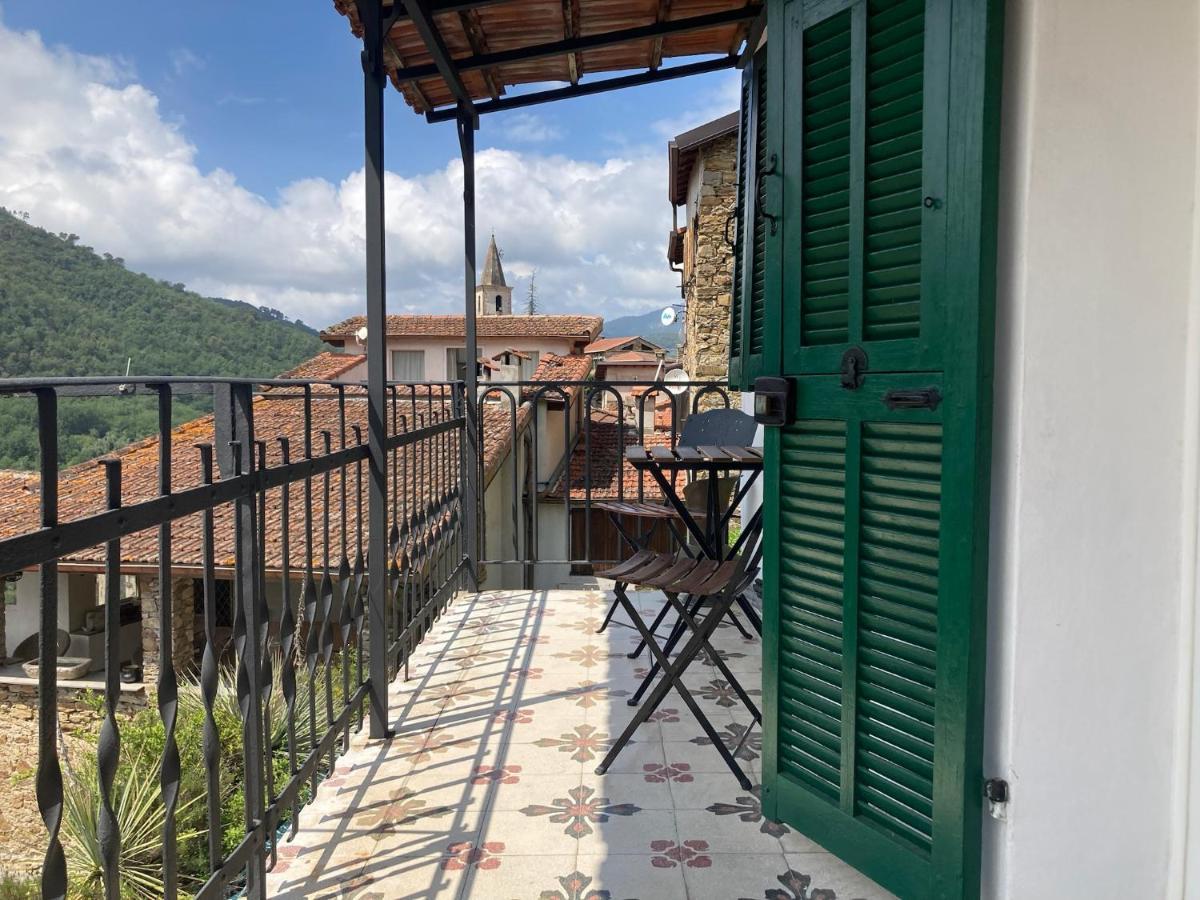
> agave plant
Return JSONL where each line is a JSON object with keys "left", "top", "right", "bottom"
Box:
{"left": 177, "top": 648, "right": 360, "bottom": 760}
{"left": 61, "top": 750, "right": 202, "bottom": 900}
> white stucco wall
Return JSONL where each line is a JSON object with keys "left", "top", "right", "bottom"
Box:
{"left": 341, "top": 336, "right": 580, "bottom": 382}
{"left": 986, "top": 0, "right": 1200, "bottom": 895}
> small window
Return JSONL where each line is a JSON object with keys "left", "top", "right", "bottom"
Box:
{"left": 3, "top": 577, "right": 17, "bottom": 606}
{"left": 391, "top": 350, "right": 425, "bottom": 382}
{"left": 495, "top": 295, "right": 503, "bottom": 313}
{"left": 193, "top": 578, "right": 234, "bottom": 628}
{"left": 446, "top": 347, "right": 469, "bottom": 383}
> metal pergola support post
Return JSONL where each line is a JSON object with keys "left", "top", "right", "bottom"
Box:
{"left": 359, "top": 0, "right": 394, "bottom": 740}
{"left": 457, "top": 110, "right": 482, "bottom": 588}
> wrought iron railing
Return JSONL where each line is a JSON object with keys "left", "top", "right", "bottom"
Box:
{"left": 0, "top": 376, "right": 467, "bottom": 899}
{"left": 477, "top": 378, "right": 732, "bottom": 572}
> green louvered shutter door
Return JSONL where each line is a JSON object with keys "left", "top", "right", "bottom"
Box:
{"left": 758, "top": 0, "right": 1003, "bottom": 897}
{"left": 728, "top": 66, "right": 751, "bottom": 387}
{"left": 729, "top": 45, "right": 773, "bottom": 391}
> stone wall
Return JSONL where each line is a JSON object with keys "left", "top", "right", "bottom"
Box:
{"left": 137, "top": 575, "right": 195, "bottom": 683}
{"left": 681, "top": 132, "right": 741, "bottom": 412}
{"left": 0, "top": 682, "right": 147, "bottom": 873}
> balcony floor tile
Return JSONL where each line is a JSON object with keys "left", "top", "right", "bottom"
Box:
{"left": 263, "top": 588, "right": 895, "bottom": 900}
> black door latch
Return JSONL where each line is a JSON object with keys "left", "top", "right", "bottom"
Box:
{"left": 883, "top": 388, "right": 943, "bottom": 411}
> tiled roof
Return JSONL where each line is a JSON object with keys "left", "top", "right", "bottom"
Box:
{"left": 547, "top": 411, "right": 674, "bottom": 500}
{"left": 321, "top": 315, "right": 603, "bottom": 342}
{"left": 530, "top": 353, "right": 592, "bottom": 382}
{"left": 481, "top": 235, "right": 506, "bottom": 287}
{"left": 276, "top": 351, "right": 366, "bottom": 382}
{"left": 601, "top": 350, "right": 667, "bottom": 365}
{"left": 0, "top": 391, "right": 512, "bottom": 574}
{"left": 583, "top": 336, "right": 639, "bottom": 354}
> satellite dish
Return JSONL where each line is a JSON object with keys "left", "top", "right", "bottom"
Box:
{"left": 665, "top": 368, "right": 690, "bottom": 396}
{"left": 660, "top": 306, "right": 678, "bottom": 327}
{"left": 355, "top": 326, "right": 369, "bottom": 342}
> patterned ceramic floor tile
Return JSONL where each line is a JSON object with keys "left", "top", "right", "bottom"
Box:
{"left": 262, "top": 588, "right": 897, "bottom": 900}
{"left": 460, "top": 853, "right": 579, "bottom": 900}
{"left": 573, "top": 854, "right": 689, "bottom": 900}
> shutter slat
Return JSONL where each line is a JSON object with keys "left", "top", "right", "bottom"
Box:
{"left": 800, "top": 8, "right": 853, "bottom": 347}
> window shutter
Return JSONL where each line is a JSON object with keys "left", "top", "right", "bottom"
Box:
{"left": 759, "top": 0, "right": 1004, "bottom": 896}
{"left": 729, "top": 45, "right": 769, "bottom": 390}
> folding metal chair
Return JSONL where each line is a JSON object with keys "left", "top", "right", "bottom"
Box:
{"left": 593, "top": 525, "right": 765, "bottom": 788}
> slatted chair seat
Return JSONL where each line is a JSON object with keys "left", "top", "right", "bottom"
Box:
{"left": 597, "top": 551, "right": 677, "bottom": 586}
{"left": 593, "top": 499, "right": 680, "bottom": 520}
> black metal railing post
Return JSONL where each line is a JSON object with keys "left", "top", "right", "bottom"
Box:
{"left": 361, "top": 0, "right": 394, "bottom": 741}
{"left": 98, "top": 458, "right": 123, "bottom": 900}
{"left": 220, "top": 384, "right": 268, "bottom": 898}
{"left": 34, "top": 388, "right": 67, "bottom": 900}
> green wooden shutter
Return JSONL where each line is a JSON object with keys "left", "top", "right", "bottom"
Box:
{"left": 728, "top": 68, "right": 751, "bottom": 386}
{"left": 759, "top": 0, "right": 1003, "bottom": 897}
{"left": 729, "top": 45, "right": 773, "bottom": 390}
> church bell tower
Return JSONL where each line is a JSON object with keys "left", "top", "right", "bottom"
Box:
{"left": 476, "top": 234, "right": 513, "bottom": 316}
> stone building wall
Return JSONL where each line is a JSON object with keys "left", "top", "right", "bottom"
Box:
{"left": 137, "top": 574, "right": 195, "bottom": 682}
{"left": 681, "top": 132, "right": 741, "bottom": 411}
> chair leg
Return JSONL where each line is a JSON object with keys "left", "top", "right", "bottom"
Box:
{"left": 627, "top": 596, "right": 701, "bottom": 705}
{"left": 625, "top": 592, "right": 677, "bottom": 659}
{"left": 596, "top": 582, "right": 626, "bottom": 634}
{"left": 594, "top": 585, "right": 752, "bottom": 790}
{"left": 724, "top": 608, "right": 753, "bottom": 640}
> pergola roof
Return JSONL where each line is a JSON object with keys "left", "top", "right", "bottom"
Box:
{"left": 333, "top": 0, "right": 761, "bottom": 120}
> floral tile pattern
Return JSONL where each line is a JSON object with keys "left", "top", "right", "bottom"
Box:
{"left": 520, "top": 784, "right": 642, "bottom": 838}
{"left": 263, "top": 588, "right": 895, "bottom": 900}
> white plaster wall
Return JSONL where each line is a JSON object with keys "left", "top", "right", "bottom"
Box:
{"left": 985, "top": 0, "right": 1200, "bottom": 895}
{"left": 376, "top": 337, "right": 581, "bottom": 381}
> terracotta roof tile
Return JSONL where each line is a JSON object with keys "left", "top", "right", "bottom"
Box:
{"left": 321, "top": 315, "right": 602, "bottom": 342}
{"left": 547, "top": 411, "right": 674, "bottom": 500}
{"left": 0, "top": 392, "right": 492, "bottom": 574}
{"left": 277, "top": 351, "right": 366, "bottom": 382}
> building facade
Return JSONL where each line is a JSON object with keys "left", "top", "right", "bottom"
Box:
{"left": 668, "top": 112, "right": 739, "bottom": 410}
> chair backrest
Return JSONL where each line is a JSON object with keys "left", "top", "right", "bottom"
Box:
{"left": 677, "top": 408, "right": 759, "bottom": 448}
{"left": 681, "top": 476, "right": 739, "bottom": 514}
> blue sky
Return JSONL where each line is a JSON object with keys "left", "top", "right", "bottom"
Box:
{"left": 0, "top": 3, "right": 738, "bottom": 325}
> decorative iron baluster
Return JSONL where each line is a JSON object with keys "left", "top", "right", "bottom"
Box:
{"left": 196, "top": 444, "right": 222, "bottom": 872}
{"left": 34, "top": 388, "right": 67, "bottom": 900}
{"left": 256, "top": 440, "right": 277, "bottom": 869}
{"left": 319, "top": 430, "right": 336, "bottom": 776}
{"left": 225, "top": 380, "right": 268, "bottom": 897}
{"left": 336, "top": 391, "right": 353, "bottom": 753}
{"left": 397, "top": 413, "right": 411, "bottom": 681}
{"left": 351, "top": 425, "right": 367, "bottom": 732}
{"left": 154, "top": 384, "right": 181, "bottom": 900}
{"left": 387, "top": 389, "right": 402, "bottom": 681}
{"left": 98, "top": 458, "right": 123, "bottom": 900}
{"left": 276, "top": 437, "right": 300, "bottom": 838}
{"left": 302, "top": 388, "right": 319, "bottom": 804}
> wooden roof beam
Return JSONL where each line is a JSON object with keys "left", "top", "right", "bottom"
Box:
{"left": 404, "top": 0, "right": 478, "bottom": 118}
{"left": 394, "top": 5, "right": 758, "bottom": 81}
{"left": 457, "top": 8, "right": 503, "bottom": 99}
{"left": 562, "top": 0, "right": 581, "bottom": 85}
{"left": 650, "top": 0, "right": 671, "bottom": 71}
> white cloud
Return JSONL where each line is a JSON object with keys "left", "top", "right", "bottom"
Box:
{"left": 169, "top": 47, "right": 204, "bottom": 77}
{"left": 650, "top": 71, "right": 741, "bottom": 140}
{"left": 0, "top": 19, "right": 683, "bottom": 328}
{"left": 493, "top": 111, "right": 563, "bottom": 143}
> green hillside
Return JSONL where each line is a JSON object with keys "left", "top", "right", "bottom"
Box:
{"left": 0, "top": 208, "right": 326, "bottom": 469}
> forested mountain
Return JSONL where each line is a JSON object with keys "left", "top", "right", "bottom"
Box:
{"left": 0, "top": 208, "right": 325, "bottom": 468}
{"left": 603, "top": 308, "right": 682, "bottom": 351}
